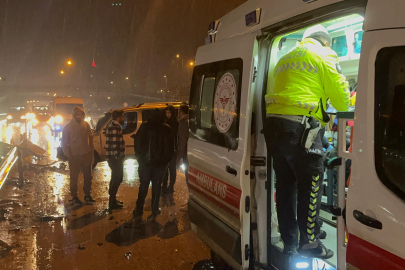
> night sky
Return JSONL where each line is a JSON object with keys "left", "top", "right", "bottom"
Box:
{"left": 0, "top": 0, "right": 246, "bottom": 96}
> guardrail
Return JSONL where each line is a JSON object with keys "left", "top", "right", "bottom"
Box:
{"left": 0, "top": 145, "right": 18, "bottom": 191}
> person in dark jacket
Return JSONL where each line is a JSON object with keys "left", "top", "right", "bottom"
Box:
{"left": 161, "top": 105, "right": 179, "bottom": 195}
{"left": 133, "top": 109, "right": 174, "bottom": 225}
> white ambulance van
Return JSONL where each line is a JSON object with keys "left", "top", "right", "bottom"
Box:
{"left": 188, "top": 0, "right": 405, "bottom": 269}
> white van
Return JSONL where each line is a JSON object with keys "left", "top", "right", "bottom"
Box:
{"left": 92, "top": 102, "right": 183, "bottom": 167}
{"left": 188, "top": 0, "right": 405, "bottom": 269}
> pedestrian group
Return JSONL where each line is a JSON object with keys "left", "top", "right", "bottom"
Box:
{"left": 62, "top": 104, "right": 189, "bottom": 226}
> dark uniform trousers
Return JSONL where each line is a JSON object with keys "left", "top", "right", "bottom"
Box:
{"left": 263, "top": 117, "right": 324, "bottom": 250}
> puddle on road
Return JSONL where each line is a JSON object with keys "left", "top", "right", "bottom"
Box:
{"left": 67, "top": 211, "right": 108, "bottom": 230}
{"left": 105, "top": 219, "right": 163, "bottom": 246}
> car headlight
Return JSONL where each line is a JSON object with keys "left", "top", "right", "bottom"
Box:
{"left": 55, "top": 115, "right": 63, "bottom": 124}
{"left": 6, "top": 115, "right": 12, "bottom": 120}
{"left": 21, "top": 115, "right": 26, "bottom": 120}
{"left": 32, "top": 119, "right": 39, "bottom": 125}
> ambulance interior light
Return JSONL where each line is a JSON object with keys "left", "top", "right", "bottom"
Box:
{"left": 326, "top": 16, "right": 364, "bottom": 31}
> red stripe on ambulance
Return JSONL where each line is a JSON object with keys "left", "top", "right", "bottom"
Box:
{"left": 188, "top": 166, "right": 242, "bottom": 216}
{"left": 347, "top": 234, "right": 405, "bottom": 270}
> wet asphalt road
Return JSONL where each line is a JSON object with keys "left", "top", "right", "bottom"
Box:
{"left": 0, "top": 122, "right": 210, "bottom": 270}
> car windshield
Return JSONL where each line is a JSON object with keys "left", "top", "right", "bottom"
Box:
{"left": 55, "top": 103, "right": 84, "bottom": 115}
{"left": 95, "top": 113, "right": 112, "bottom": 133}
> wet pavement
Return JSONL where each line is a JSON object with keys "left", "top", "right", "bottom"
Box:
{"left": 0, "top": 121, "right": 211, "bottom": 270}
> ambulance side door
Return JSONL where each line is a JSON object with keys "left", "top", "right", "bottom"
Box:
{"left": 188, "top": 33, "right": 257, "bottom": 269}
{"left": 346, "top": 29, "right": 405, "bottom": 269}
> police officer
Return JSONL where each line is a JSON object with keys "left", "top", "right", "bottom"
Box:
{"left": 263, "top": 25, "right": 350, "bottom": 259}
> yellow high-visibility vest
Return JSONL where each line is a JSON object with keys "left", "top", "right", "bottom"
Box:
{"left": 266, "top": 38, "right": 350, "bottom": 125}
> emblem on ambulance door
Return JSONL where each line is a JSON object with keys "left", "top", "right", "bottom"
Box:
{"left": 214, "top": 73, "right": 237, "bottom": 133}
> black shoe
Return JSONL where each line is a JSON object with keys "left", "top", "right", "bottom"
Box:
{"left": 116, "top": 199, "right": 123, "bottom": 205}
{"left": 298, "top": 244, "right": 334, "bottom": 259}
{"left": 72, "top": 196, "right": 83, "bottom": 205}
{"left": 109, "top": 201, "right": 123, "bottom": 210}
{"left": 283, "top": 246, "right": 298, "bottom": 255}
{"left": 84, "top": 195, "right": 96, "bottom": 204}
{"left": 318, "top": 230, "right": 327, "bottom": 240}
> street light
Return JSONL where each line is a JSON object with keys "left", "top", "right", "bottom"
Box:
{"left": 111, "top": 81, "right": 113, "bottom": 84}
{"left": 189, "top": 62, "right": 194, "bottom": 66}
{"left": 164, "top": 75, "right": 168, "bottom": 89}
{"left": 176, "top": 54, "right": 180, "bottom": 58}
{"left": 67, "top": 60, "right": 72, "bottom": 65}
{"left": 126, "top": 77, "right": 129, "bottom": 80}
{"left": 60, "top": 70, "right": 65, "bottom": 74}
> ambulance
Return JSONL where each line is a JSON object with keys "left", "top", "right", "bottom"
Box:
{"left": 187, "top": 0, "right": 405, "bottom": 269}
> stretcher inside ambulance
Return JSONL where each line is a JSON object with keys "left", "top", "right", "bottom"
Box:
{"left": 188, "top": 0, "right": 405, "bottom": 269}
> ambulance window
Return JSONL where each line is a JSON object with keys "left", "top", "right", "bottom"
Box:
{"left": 189, "top": 58, "right": 243, "bottom": 150}
{"left": 354, "top": 31, "right": 364, "bottom": 54}
{"left": 201, "top": 76, "right": 216, "bottom": 129}
{"left": 375, "top": 46, "right": 405, "bottom": 201}
{"left": 332, "top": 35, "right": 348, "bottom": 57}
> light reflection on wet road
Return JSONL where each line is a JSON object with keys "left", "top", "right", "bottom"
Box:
{"left": 0, "top": 121, "right": 210, "bottom": 270}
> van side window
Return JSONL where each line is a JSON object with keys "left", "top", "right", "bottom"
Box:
{"left": 375, "top": 46, "right": 405, "bottom": 201}
{"left": 189, "top": 58, "right": 243, "bottom": 150}
{"left": 121, "top": 112, "right": 138, "bottom": 134}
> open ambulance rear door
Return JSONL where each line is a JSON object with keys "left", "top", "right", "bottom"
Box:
{"left": 346, "top": 1, "right": 405, "bottom": 269}
{"left": 188, "top": 32, "right": 258, "bottom": 270}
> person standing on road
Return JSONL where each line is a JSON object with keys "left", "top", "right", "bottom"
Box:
{"left": 105, "top": 110, "right": 126, "bottom": 210}
{"left": 62, "top": 106, "right": 95, "bottom": 205}
{"left": 161, "top": 105, "right": 179, "bottom": 195}
{"left": 133, "top": 109, "right": 174, "bottom": 225}
{"left": 263, "top": 25, "right": 350, "bottom": 259}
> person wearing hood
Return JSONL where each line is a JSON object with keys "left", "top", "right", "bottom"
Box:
{"left": 161, "top": 105, "right": 179, "bottom": 195}
{"left": 133, "top": 109, "right": 174, "bottom": 225}
{"left": 62, "top": 106, "right": 95, "bottom": 205}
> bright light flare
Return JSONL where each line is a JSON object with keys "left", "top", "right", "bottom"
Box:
{"left": 296, "top": 262, "right": 309, "bottom": 268}
{"left": 6, "top": 115, "right": 12, "bottom": 120}
{"left": 6, "top": 126, "right": 13, "bottom": 144}
{"left": 55, "top": 115, "right": 63, "bottom": 124}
